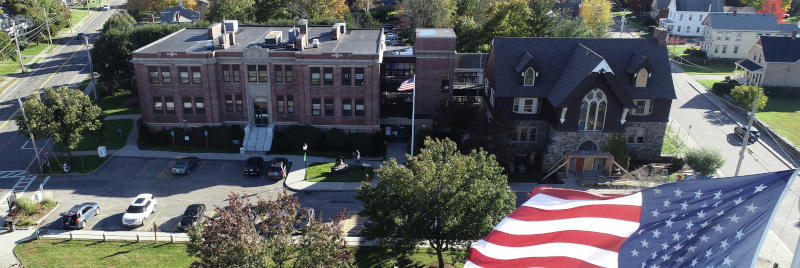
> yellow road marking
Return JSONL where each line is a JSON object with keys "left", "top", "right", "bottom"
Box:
{"left": 0, "top": 110, "right": 19, "bottom": 131}
{"left": 214, "top": 163, "right": 226, "bottom": 180}
{"left": 37, "top": 44, "right": 85, "bottom": 89}
{"left": 103, "top": 204, "right": 113, "bottom": 215}
{"left": 136, "top": 160, "right": 155, "bottom": 177}
{"left": 157, "top": 160, "right": 176, "bottom": 178}
{"left": 209, "top": 210, "right": 216, "bottom": 218}
{"left": 113, "top": 167, "right": 123, "bottom": 177}
{"left": 146, "top": 206, "right": 165, "bottom": 230}
{"left": 172, "top": 222, "right": 179, "bottom": 232}
{"left": 236, "top": 172, "right": 244, "bottom": 181}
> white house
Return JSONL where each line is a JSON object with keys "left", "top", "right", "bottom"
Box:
{"left": 658, "top": 0, "right": 723, "bottom": 36}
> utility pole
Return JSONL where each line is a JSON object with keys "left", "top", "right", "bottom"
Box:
{"left": 84, "top": 38, "right": 98, "bottom": 100}
{"left": 11, "top": 19, "right": 25, "bottom": 73}
{"left": 18, "top": 98, "right": 43, "bottom": 174}
{"left": 735, "top": 94, "right": 759, "bottom": 176}
{"left": 43, "top": 5, "right": 53, "bottom": 49}
{"left": 619, "top": 9, "right": 626, "bottom": 38}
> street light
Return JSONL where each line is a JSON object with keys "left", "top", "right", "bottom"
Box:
{"left": 303, "top": 143, "right": 308, "bottom": 180}
{"left": 182, "top": 116, "right": 188, "bottom": 151}
{"left": 84, "top": 37, "right": 97, "bottom": 100}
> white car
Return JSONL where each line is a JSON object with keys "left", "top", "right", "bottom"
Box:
{"left": 103, "top": 4, "right": 110, "bottom": 10}
{"left": 122, "top": 194, "right": 157, "bottom": 227}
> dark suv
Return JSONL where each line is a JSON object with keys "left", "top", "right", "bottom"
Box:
{"left": 60, "top": 202, "right": 100, "bottom": 229}
{"left": 244, "top": 157, "right": 265, "bottom": 175}
{"left": 268, "top": 158, "right": 289, "bottom": 180}
{"left": 734, "top": 125, "right": 760, "bottom": 143}
{"left": 178, "top": 204, "right": 206, "bottom": 231}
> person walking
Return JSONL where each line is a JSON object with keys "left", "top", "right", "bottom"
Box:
{"left": 354, "top": 149, "right": 361, "bottom": 163}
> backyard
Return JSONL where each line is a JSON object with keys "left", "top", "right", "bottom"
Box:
{"left": 756, "top": 98, "right": 800, "bottom": 146}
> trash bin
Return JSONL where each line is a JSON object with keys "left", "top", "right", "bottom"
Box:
{"left": 97, "top": 146, "right": 107, "bottom": 158}
{"left": 240, "top": 146, "right": 245, "bottom": 154}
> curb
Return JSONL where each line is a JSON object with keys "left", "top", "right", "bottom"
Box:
{"left": 33, "top": 154, "right": 116, "bottom": 177}
{"left": 34, "top": 203, "right": 60, "bottom": 226}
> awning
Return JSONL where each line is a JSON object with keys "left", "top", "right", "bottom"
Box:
{"left": 660, "top": 19, "right": 675, "bottom": 24}
{"left": 736, "top": 59, "right": 764, "bottom": 72}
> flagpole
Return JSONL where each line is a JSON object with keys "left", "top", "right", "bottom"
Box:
{"left": 753, "top": 169, "right": 799, "bottom": 268}
{"left": 410, "top": 76, "right": 416, "bottom": 155}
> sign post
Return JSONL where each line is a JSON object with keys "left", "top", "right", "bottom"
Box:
{"left": 170, "top": 130, "right": 175, "bottom": 147}
{"left": 204, "top": 130, "right": 209, "bottom": 148}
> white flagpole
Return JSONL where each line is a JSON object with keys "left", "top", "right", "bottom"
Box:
{"left": 410, "top": 76, "right": 416, "bottom": 155}
{"left": 752, "top": 169, "right": 799, "bottom": 268}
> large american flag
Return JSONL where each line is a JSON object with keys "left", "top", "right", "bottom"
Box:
{"left": 397, "top": 76, "right": 415, "bottom": 91}
{"left": 466, "top": 170, "right": 797, "bottom": 268}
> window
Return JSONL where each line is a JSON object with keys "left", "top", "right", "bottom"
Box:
{"left": 523, "top": 67, "right": 537, "bottom": 86}
{"left": 191, "top": 66, "right": 201, "bottom": 84}
{"left": 699, "top": 15, "right": 702, "bottom": 21}
{"left": 195, "top": 97, "right": 205, "bottom": 114}
{"left": 722, "top": 46, "right": 728, "bottom": 54}
{"left": 441, "top": 73, "right": 450, "bottom": 92}
{"left": 161, "top": 67, "right": 171, "bottom": 83}
{"left": 165, "top": 97, "right": 175, "bottom": 114}
{"left": 636, "top": 69, "right": 648, "bottom": 87}
{"left": 677, "top": 26, "right": 681, "bottom": 32}
{"left": 179, "top": 67, "right": 189, "bottom": 84}
{"left": 512, "top": 98, "right": 541, "bottom": 114}
{"left": 312, "top": 98, "right": 321, "bottom": 116}
{"left": 716, "top": 33, "right": 722, "bottom": 41}
{"left": 275, "top": 65, "right": 283, "bottom": 83}
{"left": 454, "top": 71, "right": 483, "bottom": 90}
{"left": 626, "top": 127, "right": 646, "bottom": 144}
{"left": 311, "top": 67, "right": 320, "bottom": 85}
{"left": 258, "top": 65, "right": 268, "bottom": 82}
{"left": 232, "top": 65, "right": 240, "bottom": 82}
{"left": 149, "top": 67, "right": 159, "bottom": 83}
{"left": 733, "top": 46, "right": 739, "bottom": 54}
{"left": 225, "top": 95, "right": 233, "bottom": 112}
{"left": 287, "top": 96, "right": 294, "bottom": 113}
{"left": 277, "top": 95, "right": 284, "bottom": 113}
{"left": 153, "top": 97, "right": 163, "bottom": 114}
{"left": 631, "top": 99, "right": 654, "bottom": 115}
{"left": 578, "top": 89, "right": 606, "bottom": 131}
{"left": 223, "top": 65, "right": 231, "bottom": 82}
{"left": 342, "top": 99, "right": 352, "bottom": 116}
{"left": 235, "top": 95, "right": 243, "bottom": 112}
{"left": 696, "top": 27, "right": 700, "bottom": 33}
{"left": 183, "top": 97, "right": 193, "bottom": 114}
{"left": 342, "top": 68, "right": 351, "bottom": 86}
{"left": 686, "top": 26, "right": 690, "bottom": 33}
{"left": 323, "top": 67, "right": 333, "bottom": 85}
{"left": 725, "top": 32, "right": 731, "bottom": 41}
{"left": 689, "top": 14, "right": 693, "bottom": 20}
{"left": 248, "top": 65, "right": 257, "bottom": 82}
{"left": 736, "top": 33, "right": 742, "bottom": 41}
{"left": 512, "top": 127, "right": 536, "bottom": 142}
{"left": 355, "top": 99, "right": 365, "bottom": 116}
{"left": 679, "top": 14, "right": 683, "bottom": 20}
{"left": 714, "top": 46, "right": 719, "bottom": 53}
{"left": 285, "top": 66, "right": 292, "bottom": 83}
{"left": 355, "top": 68, "right": 364, "bottom": 86}
{"left": 324, "top": 98, "right": 334, "bottom": 116}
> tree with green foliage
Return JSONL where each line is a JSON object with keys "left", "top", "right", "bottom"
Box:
{"left": 551, "top": 10, "right": 592, "bottom": 37}
{"left": 628, "top": 0, "right": 653, "bottom": 14}
{"left": 100, "top": 13, "right": 136, "bottom": 35}
{"left": 0, "top": 32, "right": 15, "bottom": 61}
{"left": 92, "top": 29, "right": 131, "bottom": 84}
{"left": 461, "top": 113, "right": 516, "bottom": 166}
{"left": 730, "top": 84, "right": 768, "bottom": 111}
{"left": 206, "top": 0, "right": 256, "bottom": 22}
{"left": 400, "top": 0, "right": 457, "bottom": 33}
{"left": 580, "top": 0, "right": 613, "bottom": 37}
{"left": 16, "top": 87, "right": 103, "bottom": 162}
{"left": 482, "top": 0, "right": 533, "bottom": 44}
{"left": 527, "top": 0, "right": 556, "bottom": 37}
{"left": 683, "top": 147, "right": 725, "bottom": 176}
{"left": 287, "top": 0, "right": 349, "bottom": 20}
{"left": 453, "top": 15, "right": 485, "bottom": 52}
{"left": 602, "top": 133, "right": 631, "bottom": 169}
{"left": 254, "top": 0, "right": 292, "bottom": 22}
{"left": 6, "top": 0, "right": 70, "bottom": 31}
{"left": 356, "top": 137, "right": 516, "bottom": 268}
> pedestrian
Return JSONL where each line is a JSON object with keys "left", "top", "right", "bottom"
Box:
{"left": 354, "top": 149, "right": 361, "bottom": 163}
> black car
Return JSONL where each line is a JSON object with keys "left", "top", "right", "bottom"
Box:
{"left": 268, "top": 158, "right": 289, "bottom": 180}
{"left": 178, "top": 204, "right": 206, "bottom": 231}
{"left": 244, "top": 157, "right": 265, "bottom": 175}
{"left": 59, "top": 202, "right": 100, "bottom": 229}
{"left": 734, "top": 125, "right": 760, "bottom": 143}
{"left": 76, "top": 32, "right": 85, "bottom": 40}
{"left": 172, "top": 156, "right": 200, "bottom": 175}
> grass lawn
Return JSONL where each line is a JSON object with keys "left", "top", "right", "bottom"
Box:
{"left": 786, "top": 16, "right": 799, "bottom": 24}
{"left": 98, "top": 91, "right": 141, "bottom": 115}
{"left": 757, "top": 98, "right": 800, "bottom": 146}
{"left": 662, "top": 132, "right": 680, "bottom": 155}
{"left": 697, "top": 79, "right": 719, "bottom": 89}
{"left": 15, "top": 239, "right": 195, "bottom": 268}
{"left": 354, "top": 247, "right": 464, "bottom": 268}
{"left": 53, "top": 119, "right": 132, "bottom": 152}
{"left": 70, "top": 8, "right": 90, "bottom": 26}
{"left": 667, "top": 46, "right": 690, "bottom": 56}
{"left": 306, "top": 162, "right": 375, "bottom": 182}
{"left": 678, "top": 63, "right": 736, "bottom": 75}
{"left": 40, "top": 155, "right": 108, "bottom": 174}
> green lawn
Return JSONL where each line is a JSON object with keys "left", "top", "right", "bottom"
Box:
{"left": 70, "top": 8, "right": 90, "bottom": 26}
{"left": 757, "top": 98, "right": 800, "bottom": 146}
{"left": 354, "top": 247, "right": 464, "bottom": 268}
{"left": 678, "top": 63, "right": 736, "bottom": 75}
{"left": 786, "top": 16, "right": 800, "bottom": 24}
{"left": 668, "top": 46, "right": 690, "bottom": 56}
{"left": 15, "top": 239, "right": 195, "bottom": 268}
{"left": 40, "top": 154, "right": 109, "bottom": 174}
{"left": 53, "top": 119, "right": 132, "bottom": 152}
{"left": 697, "top": 79, "right": 719, "bottom": 89}
{"left": 306, "top": 162, "right": 375, "bottom": 182}
{"left": 98, "top": 91, "right": 141, "bottom": 115}
{"left": 662, "top": 132, "right": 680, "bottom": 155}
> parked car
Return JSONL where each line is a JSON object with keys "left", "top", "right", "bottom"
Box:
{"left": 59, "top": 202, "right": 99, "bottom": 229}
{"left": 734, "top": 125, "right": 760, "bottom": 143}
{"left": 122, "top": 194, "right": 157, "bottom": 227}
{"left": 293, "top": 208, "right": 314, "bottom": 234}
{"left": 386, "top": 40, "right": 404, "bottom": 46}
{"left": 178, "top": 204, "right": 206, "bottom": 231}
{"left": 172, "top": 156, "right": 200, "bottom": 175}
{"left": 268, "top": 158, "right": 289, "bottom": 180}
{"left": 76, "top": 32, "right": 85, "bottom": 40}
{"left": 103, "top": 4, "right": 110, "bottom": 10}
{"left": 244, "top": 156, "right": 265, "bottom": 175}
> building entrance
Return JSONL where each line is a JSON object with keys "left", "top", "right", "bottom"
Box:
{"left": 254, "top": 100, "right": 269, "bottom": 126}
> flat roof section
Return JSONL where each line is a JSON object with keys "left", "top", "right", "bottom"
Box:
{"left": 416, "top": 28, "right": 457, "bottom": 38}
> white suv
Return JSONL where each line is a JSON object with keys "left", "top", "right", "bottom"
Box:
{"left": 122, "top": 194, "right": 157, "bottom": 227}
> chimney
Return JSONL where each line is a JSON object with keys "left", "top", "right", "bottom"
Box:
{"left": 733, "top": 10, "right": 737, "bottom": 16}
{"left": 793, "top": 29, "right": 797, "bottom": 39}
{"left": 175, "top": 11, "right": 180, "bottom": 22}
{"left": 228, "top": 31, "right": 235, "bottom": 46}
{"left": 654, "top": 27, "right": 668, "bottom": 47}
{"left": 299, "top": 19, "right": 308, "bottom": 35}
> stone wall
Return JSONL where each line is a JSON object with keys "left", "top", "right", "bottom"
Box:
{"left": 541, "top": 126, "right": 618, "bottom": 170}
{"left": 510, "top": 120, "right": 551, "bottom": 167}
{"left": 717, "top": 95, "right": 800, "bottom": 161}
{"left": 626, "top": 121, "right": 667, "bottom": 161}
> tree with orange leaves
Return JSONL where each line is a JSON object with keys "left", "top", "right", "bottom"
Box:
{"left": 758, "top": 0, "right": 787, "bottom": 23}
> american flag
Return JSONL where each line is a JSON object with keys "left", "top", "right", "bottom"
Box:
{"left": 397, "top": 76, "right": 415, "bottom": 91}
{"left": 466, "top": 170, "right": 796, "bottom": 268}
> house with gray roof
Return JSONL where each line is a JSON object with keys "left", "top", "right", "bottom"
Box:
{"left": 736, "top": 35, "right": 800, "bottom": 86}
{"left": 700, "top": 12, "right": 797, "bottom": 59}
{"left": 658, "top": 0, "right": 723, "bottom": 36}
{"left": 483, "top": 31, "right": 676, "bottom": 170}
{"left": 159, "top": 5, "right": 200, "bottom": 23}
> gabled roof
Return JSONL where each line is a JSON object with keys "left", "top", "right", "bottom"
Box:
{"left": 515, "top": 52, "right": 537, "bottom": 72}
{"left": 778, "top": 23, "right": 798, "bottom": 35}
{"left": 735, "top": 59, "right": 763, "bottom": 71}
{"left": 455, "top": 53, "right": 488, "bottom": 69}
{"left": 723, "top": 6, "right": 756, "bottom": 13}
{"left": 486, "top": 37, "right": 675, "bottom": 105}
{"left": 675, "top": 0, "right": 723, "bottom": 12}
{"left": 653, "top": 0, "right": 671, "bottom": 10}
{"left": 160, "top": 5, "right": 200, "bottom": 23}
{"left": 759, "top": 36, "right": 800, "bottom": 63}
{"left": 705, "top": 13, "right": 779, "bottom": 31}
{"left": 626, "top": 54, "right": 648, "bottom": 73}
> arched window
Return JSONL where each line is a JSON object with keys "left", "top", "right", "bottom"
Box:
{"left": 636, "top": 68, "right": 648, "bottom": 87}
{"left": 524, "top": 67, "right": 535, "bottom": 86}
{"left": 578, "top": 89, "right": 607, "bottom": 131}
{"left": 578, "top": 140, "right": 597, "bottom": 151}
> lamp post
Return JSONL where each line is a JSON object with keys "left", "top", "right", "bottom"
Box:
{"left": 182, "top": 116, "right": 188, "bottom": 151}
{"left": 303, "top": 143, "right": 308, "bottom": 180}
{"left": 84, "top": 37, "right": 97, "bottom": 100}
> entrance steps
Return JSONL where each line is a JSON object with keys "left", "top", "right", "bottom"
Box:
{"left": 243, "top": 124, "right": 274, "bottom": 152}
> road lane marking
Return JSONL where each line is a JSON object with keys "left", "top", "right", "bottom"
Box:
{"left": 136, "top": 160, "right": 155, "bottom": 177}
{"left": 214, "top": 163, "right": 226, "bottom": 180}
{"left": 0, "top": 110, "right": 19, "bottom": 131}
{"left": 157, "top": 160, "right": 176, "bottom": 179}
{"left": 146, "top": 205, "right": 165, "bottom": 230}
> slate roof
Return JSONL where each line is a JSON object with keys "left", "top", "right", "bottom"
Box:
{"left": 487, "top": 37, "right": 676, "bottom": 107}
{"left": 160, "top": 6, "right": 200, "bottom": 23}
{"left": 455, "top": 53, "right": 488, "bottom": 69}
{"left": 653, "top": 0, "right": 671, "bottom": 11}
{"left": 675, "top": 0, "right": 723, "bottom": 12}
{"left": 759, "top": 36, "right": 800, "bottom": 63}
{"left": 705, "top": 13, "right": 779, "bottom": 31}
{"left": 778, "top": 23, "right": 798, "bottom": 35}
{"left": 735, "top": 59, "right": 763, "bottom": 71}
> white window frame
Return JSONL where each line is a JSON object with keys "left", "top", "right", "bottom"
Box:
{"left": 722, "top": 45, "right": 728, "bottom": 54}
{"left": 626, "top": 127, "right": 646, "bottom": 144}
{"left": 635, "top": 69, "right": 648, "bottom": 87}
{"left": 523, "top": 67, "right": 535, "bottom": 86}
{"left": 725, "top": 32, "right": 731, "bottom": 41}
{"left": 630, "top": 99, "right": 654, "bottom": 116}
{"left": 736, "top": 32, "right": 742, "bottom": 41}
{"left": 512, "top": 98, "right": 541, "bottom": 114}
{"left": 512, "top": 126, "right": 536, "bottom": 142}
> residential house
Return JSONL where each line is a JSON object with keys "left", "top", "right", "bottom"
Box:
{"left": 723, "top": 6, "right": 756, "bottom": 13}
{"left": 659, "top": 0, "right": 723, "bottom": 36}
{"left": 651, "top": 0, "right": 672, "bottom": 18}
{"left": 700, "top": 12, "right": 797, "bottom": 59}
{"left": 735, "top": 34, "right": 800, "bottom": 87}
{"left": 159, "top": 5, "right": 200, "bottom": 23}
{"left": 196, "top": 0, "right": 209, "bottom": 20}
{"left": 483, "top": 30, "right": 676, "bottom": 171}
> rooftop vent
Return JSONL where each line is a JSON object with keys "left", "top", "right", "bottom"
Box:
{"left": 264, "top": 31, "right": 282, "bottom": 48}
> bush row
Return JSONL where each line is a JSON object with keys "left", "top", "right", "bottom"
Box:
{"left": 271, "top": 125, "right": 386, "bottom": 156}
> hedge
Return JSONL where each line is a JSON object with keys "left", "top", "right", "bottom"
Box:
{"left": 712, "top": 82, "right": 738, "bottom": 95}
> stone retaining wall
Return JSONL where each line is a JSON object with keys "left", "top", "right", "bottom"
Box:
{"left": 717, "top": 95, "right": 800, "bottom": 161}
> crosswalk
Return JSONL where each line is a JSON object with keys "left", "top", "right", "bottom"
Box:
{"left": 0, "top": 170, "right": 27, "bottom": 179}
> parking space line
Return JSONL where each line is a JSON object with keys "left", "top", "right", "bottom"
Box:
{"left": 209, "top": 210, "right": 216, "bottom": 219}
{"left": 172, "top": 222, "right": 179, "bottom": 232}
{"left": 214, "top": 163, "right": 226, "bottom": 180}
{"left": 190, "top": 164, "right": 203, "bottom": 179}
{"left": 157, "top": 161, "right": 176, "bottom": 179}
{"left": 113, "top": 167, "right": 124, "bottom": 177}
{"left": 146, "top": 206, "right": 165, "bottom": 230}
{"left": 104, "top": 204, "right": 113, "bottom": 215}
{"left": 236, "top": 172, "right": 244, "bottom": 181}
{"left": 136, "top": 160, "right": 155, "bottom": 177}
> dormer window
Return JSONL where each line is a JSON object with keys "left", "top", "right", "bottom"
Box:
{"left": 513, "top": 98, "right": 541, "bottom": 114}
{"left": 524, "top": 67, "right": 536, "bottom": 86}
{"left": 635, "top": 68, "right": 648, "bottom": 87}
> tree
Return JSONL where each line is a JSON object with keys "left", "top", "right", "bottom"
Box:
{"left": 758, "top": 0, "right": 787, "bottom": 23}
{"left": 551, "top": 11, "right": 592, "bottom": 37}
{"left": 92, "top": 28, "right": 131, "bottom": 84}
{"left": 602, "top": 133, "right": 630, "bottom": 169}
{"left": 580, "top": 0, "right": 613, "bottom": 37}
{"left": 683, "top": 147, "right": 725, "bottom": 176}
{"left": 206, "top": 0, "right": 256, "bottom": 22}
{"left": 287, "top": 0, "right": 349, "bottom": 21}
{"left": 128, "top": 0, "right": 198, "bottom": 17}
{"left": 253, "top": 0, "right": 292, "bottom": 22}
{"left": 356, "top": 137, "right": 516, "bottom": 268}
{"left": 16, "top": 87, "right": 103, "bottom": 162}
{"left": 399, "top": 0, "right": 457, "bottom": 34}
{"left": 0, "top": 32, "right": 15, "bottom": 61}
{"left": 744, "top": 0, "right": 792, "bottom": 11}
{"left": 461, "top": 113, "right": 516, "bottom": 166}
{"left": 527, "top": 0, "right": 556, "bottom": 37}
{"left": 657, "top": 7, "right": 669, "bottom": 19}
{"left": 730, "top": 85, "right": 768, "bottom": 111}
{"left": 481, "top": 0, "right": 533, "bottom": 44}
{"left": 434, "top": 100, "right": 479, "bottom": 134}
{"left": 353, "top": 0, "right": 375, "bottom": 13}
{"left": 628, "top": 0, "right": 653, "bottom": 14}
{"left": 454, "top": 16, "right": 485, "bottom": 52}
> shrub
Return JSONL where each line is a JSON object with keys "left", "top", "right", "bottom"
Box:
{"left": 690, "top": 49, "right": 707, "bottom": 58}
{"left": 684, "top": 147, "right": 725, "bottom": 176}
{"left": 137, "top": 119, "right": 153, "bottom": 146}
{"left": 271, "top": 133, "right": 294, "bottom": 153}
{"left": 190, "top": 127, "right": 207, "bottom": 147}
{"left": 712, "top": 82, "right": 738, "bottom": 95}
{"left": 602, "top": 133, "right": 630, "bottom": 169}
{"left": 42, "top": 191, "right": 56, "bottom": 206}
{"left": 371, "top": 130, "right": 387, "bottom": 156}
{"left": 350, "top": 133, "right": 373, "bottom": 155}
{"left": 209, "top": 126, "right": 233, "bottom": 148}
{"left": 15, "top": 197, "right": 38, "bottom": 216}
{"left": 763, "top": 86, "right": 800, "bottom": 99}
{"left": 671, "top": 157, "right": 686, "bottom": 170}
{"left": 730, "top": 85, "right": 768, "bottom": 111}
{"left": 325, "top": 128, "right": 347, "bottom": 149}
{"left": 285, "top": 125, "right": 323, "bottom": 149}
